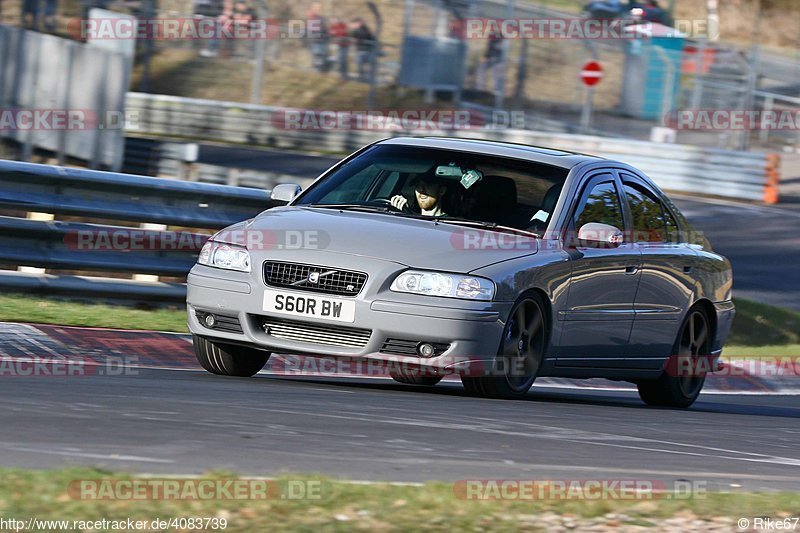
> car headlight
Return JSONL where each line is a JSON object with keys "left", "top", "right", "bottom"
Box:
{"left": 197, "top": 241, "right": 251, "bottom": 272}
{"left": 390, "top": 270, "right": 494, "bottom": 301}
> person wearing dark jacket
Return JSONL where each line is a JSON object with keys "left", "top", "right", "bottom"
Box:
{"left": 350, "top": 17, "right": 374, "bottom": 82}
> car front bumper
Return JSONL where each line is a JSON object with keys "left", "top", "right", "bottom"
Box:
{"left": 186, "top": 263, "right": 511, "bottom": 376}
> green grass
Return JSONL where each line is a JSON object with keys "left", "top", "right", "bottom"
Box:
{"left": 726, "top": 298, "right": 800, "bottom": 347}
{"left": 722, "top": 345, "right": 800, "bottom": 358}
{"left": 1, "top": 293, "right": 799, "bottom": 357}
{"left": 0, "top": 294, "right": 188, "bottom": 333}
{"left": 0, "top": 468, "right": 798, "bottom": 531}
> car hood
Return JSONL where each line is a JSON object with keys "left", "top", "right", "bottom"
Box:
{"left": 216, "top": 206, "right": 538, "bottom": 272}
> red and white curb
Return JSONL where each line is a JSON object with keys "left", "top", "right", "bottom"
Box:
{"left": 0, "top": 322, "right": 797, "bottom": 394}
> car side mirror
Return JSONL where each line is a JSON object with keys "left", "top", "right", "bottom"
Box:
{"left": 577, "top": 222, "right": 624, "bottom": 248}
{"left": 270, "top": 183, "right": 302, "bottom": 204}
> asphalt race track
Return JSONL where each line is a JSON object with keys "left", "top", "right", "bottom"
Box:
{"left": 1, "top": 367, "right": 799, "bottom": 491}
{"left": 673, "top": 195, "right": 800, "bottom": 311}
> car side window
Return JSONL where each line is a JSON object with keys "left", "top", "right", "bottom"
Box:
{"left": 574, "top": 179, "right": 624, "bottom": 231}
{"left": 371, "top": 171, "right": 401, "bottom": 199}
{"left": 622, "top": 182, "right": 667, "bottom": 243}
{"left": 664, "top": 206, "right": 680, "bottom": 243}
{"left": 316, "top": 165, "right": 378, "bottom": 203}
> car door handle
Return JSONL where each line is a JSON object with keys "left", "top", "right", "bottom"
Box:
{"left": 624, "top": 264, "right": 639, "bottom": 274}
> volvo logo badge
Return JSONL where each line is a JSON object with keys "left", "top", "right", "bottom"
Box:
{"left": 307, "top": 272, "right": 320, "bottom": 283}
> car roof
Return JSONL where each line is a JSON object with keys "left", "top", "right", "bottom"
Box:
{"left": 378, "top": 136, "right": 603, "bottom": 170}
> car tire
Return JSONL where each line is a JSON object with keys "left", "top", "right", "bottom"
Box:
{"left": 461, "top": 292, "right": 548, "bottom": 400}
{"left": 637, "top": 308, "right": 711, "bottom": 408}
{"left": 389, "top": 370, "right": 443, "bottom": 386}
{"left": 193, "top": 335, "right": 270, "bottom": 377}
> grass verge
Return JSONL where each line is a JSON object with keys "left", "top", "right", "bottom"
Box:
{"left": 1, "top": 293, "right": 799, "bottom": 357}
{"left": 0, "top": 294, "right": 188, "bottom": 333}
{"left": 1, "top": 468, "right": 799, "bottom": 531}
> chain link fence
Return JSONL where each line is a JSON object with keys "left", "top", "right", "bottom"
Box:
{"left": 0, "top": 0, "right": 799, "bottom": 151}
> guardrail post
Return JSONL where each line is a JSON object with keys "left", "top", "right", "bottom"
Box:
{"left": 227, "top": 168, "right": 241, "bottom": 187}
{"left": 185, "top": 162, "right": 199, "bottom": 181}
{"left": 764, "top": 153, "right": 780, "bottom": 204}
{"left": 132, "top": 223, "right": 167, "bottom": 282}
{"left": 18, "top": 212, "right": 53, "bottom": 274}
{"left": 759, "top": 95, "right": 774, "bottom": 146}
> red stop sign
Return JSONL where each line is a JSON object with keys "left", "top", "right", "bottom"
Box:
{"left": 580, "top": 61, "right": 603, "bottom": 87}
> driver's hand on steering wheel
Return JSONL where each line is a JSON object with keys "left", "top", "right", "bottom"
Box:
{"left": 390, "top": 195, "right": 408, "bottom": 211}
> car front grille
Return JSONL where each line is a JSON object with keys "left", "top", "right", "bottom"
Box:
{"left": 257, "top": 316, "right": 372, "bottom": 349}
{"left": 263, "top": 261, "right": 367, "bottom": 297}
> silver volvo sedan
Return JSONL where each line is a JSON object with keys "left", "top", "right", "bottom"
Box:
{"left": 187, "top": 137, "right": 735, "bottom": 407}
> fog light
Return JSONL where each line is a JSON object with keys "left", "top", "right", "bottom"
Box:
{"left": 417, "top": 343, "right": 435, "bottom": 358}
{"left": 203, "top": 313, "right": 217, "bottom": 329}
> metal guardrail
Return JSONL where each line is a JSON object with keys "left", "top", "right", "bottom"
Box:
{"left": 515, "top": 131, "right": 780, "bottom": 203}
{"left": 121, "top": 136, "right": 315, "bottom": 189}
{"left": 0, "top": 158, "right": 274, "bottom": 227}
{"left": 0, "top": 159, "right": 280, "bottom": 302}
{"left": 126, "top": 92, "right": 781, "bottom": 203}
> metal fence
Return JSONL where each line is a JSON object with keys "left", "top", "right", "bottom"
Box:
{"left": 0, "top": 0, "right": 797, "bottom": 156}
{"left": 109, "top": 0, "right": 798, "bottom": 150}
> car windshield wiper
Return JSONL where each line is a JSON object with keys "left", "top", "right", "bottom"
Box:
{"left": 431, "top": 217, "right": 541, "bottom": 239}
{"left": 307, "top": 204, "right": 430, "bottom": 220}
{"left": 306, "top": 203, "right": 392, "bottom": 213}
{"left": 305, "top": 205, "right": 540, "bottom": 238}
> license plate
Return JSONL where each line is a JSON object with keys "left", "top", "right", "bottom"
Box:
{"left": 263, "top": 289, "right": 356, "bottom": 323}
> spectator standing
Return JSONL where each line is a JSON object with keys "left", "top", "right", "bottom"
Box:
{"left": 306, "top": 3, "right": 330, "bottom": 72}
{"left": 476, "top": 31, "right": 504, "bottom": 95}
{"left": 350, "top": 17, "right": 374, "bottom": 82}
{"left": 43, "top": 0, "right": 57, "bottom": 32}
{"left": 213, "top": 0, "right": 235, "bottom": 58}
{"left": 448, "top": 15, "right": 466, "bottom": 40}
{"left": 22, "top": 0, "right": 39, "bottom": 30}
{"left": 329, "top": 17, "right": 350, "bottom": 80}
{"left": 231, "top": 0, "right": 255, "bottom": 58}
{"left": 196, "top": 0, "right": 224, "bottom": 57}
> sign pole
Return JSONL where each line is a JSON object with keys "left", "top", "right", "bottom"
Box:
{"left": 580, "top": 86, "right": 594, "bottom": 133}
{"left": 579, "top": 60, "right": 603, "bottom": 134}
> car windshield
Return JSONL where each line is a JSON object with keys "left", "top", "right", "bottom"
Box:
{"left": 294, "top": 144, "right": 569, "bottom": 234}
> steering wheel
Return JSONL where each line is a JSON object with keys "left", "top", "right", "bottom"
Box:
{"left": 367, "top": 198, "right": 409, "bottom": 212}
